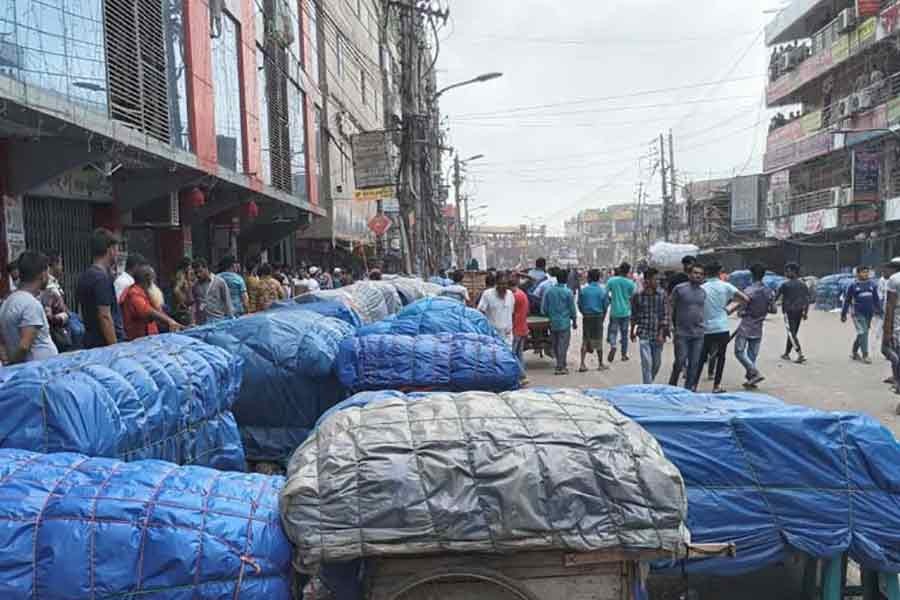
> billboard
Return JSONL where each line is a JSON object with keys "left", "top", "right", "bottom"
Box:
{"left": 731, "top": 175, "right": 762, "bottom": 232}
{"left": 351, "top": 131, "right": 395, "bottom": 190}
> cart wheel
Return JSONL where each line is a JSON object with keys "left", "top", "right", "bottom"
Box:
{"left": 386, "top": 567, "right": 540, "bottom": 600}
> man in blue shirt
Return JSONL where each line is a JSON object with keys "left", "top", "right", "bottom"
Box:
{"left": 542, "top": 269, "right": 578, "bottom": 375}
{"left": 578, "top": 268, "right": 609, "bottom": 372}
{"left": 701, "top": 262, "right": 748, "bottom": 394}
{"left": 842, "top": 265, "right": 881, "bottom": 363}
{"left": 606, "top": 262, "right": 637, "bottom": 363}
{"left": 528, "top": 258, "right": 548, "bottom": 285}
{"left": 534, "top": 266, "right": 558, "bottom": 302}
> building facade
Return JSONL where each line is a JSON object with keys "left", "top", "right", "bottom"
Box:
{"left": 764, "top": 0, "right": 900, "bottom": 273}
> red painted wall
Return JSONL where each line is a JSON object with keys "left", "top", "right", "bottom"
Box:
{"left": 239, "top": 0, "right": 262, "bottom": 192}
{"left": 184, "top": 0, "right": 218, "bottom": 173}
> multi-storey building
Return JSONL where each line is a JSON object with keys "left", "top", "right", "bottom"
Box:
{"left": 764, "top": 0, "right": 900, "bottom": 272}
{"left": 0, "top": 0, "right": 328, "bottom": 295}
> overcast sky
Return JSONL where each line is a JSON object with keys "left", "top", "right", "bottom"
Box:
{"left": 436, "top": 0, "right": 780, "bottom": 233}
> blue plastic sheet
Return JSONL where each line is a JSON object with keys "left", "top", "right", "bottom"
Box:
{"left": 336, "top": 333, "right": 522, "bottom": 392}
{"left": 584, "top": 384, "right": 900, "bottom": 575}
{"left": 816, "top": 273, "right": 855, "bottom": 310}
{"left": 273, "top": 297, "right": 363, "bottom": 328}
{"left": 0, "top": 334, "right": 244, "bottom": 470}
{"left": 728, "top": 270, "right": 786, "bottom": 292}
{"left": 356, "top": 296, "right": 499, "bottom": 338}
{"left": 0, "top": 448, "right": 291, "bottom": 599}
{"left": 184, "top": 309, "right": 353, "bottom": 463}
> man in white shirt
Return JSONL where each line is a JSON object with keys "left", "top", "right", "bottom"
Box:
{"left": 114, "top": 253, "right": 148, "bottom": 303}
{"left": 439, "top": 270, "right": 470, "bottom": 304}
{"left": 477, "top": 274, "right": 514, "bottom": 342}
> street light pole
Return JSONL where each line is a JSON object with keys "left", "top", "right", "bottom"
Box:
{"left": 433, "top": 72, "right": 503, "bottom": 102}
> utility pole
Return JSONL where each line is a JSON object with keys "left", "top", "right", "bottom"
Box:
{"left": 453, "top": 154, "right": 462, "bottom": 266}
{"left": 464, "top": 192, "right": 470, "bottom": 264}
{"left": 397, "top": 0, "right": 417, "bottom": 274}
{"left": 660, "top": 134, "right": 669, "bottom": 241}
{"left": 632, "top": 181, "right": 643, "bottom": 262}
{"left": 668, "top": 129, "right": 677, "bottom": 242}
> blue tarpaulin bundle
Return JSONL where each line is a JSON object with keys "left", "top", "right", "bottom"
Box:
{"left": 816, "top": 273, "right": 855, "bottom": 310}
{"left": 584, "top": 384, "right": 900, "bottom": 575}
{"left": 0, "top": 448, "right": 291, "bottom": 599}
{"left": 336, "top": 333, "right": 522, "bottom": 392}
{"left": 728, "top": 270, "right": 786, "bottom": 292}
{"left": 184, "top": 308, "right": 353, "bottom": 463}
{"left": 356, "top": 296, "right": 499, "bottom": 338}
{"left": 0, "top": 334, "right": 244, "bottom": 470}
{"left": 272, "top": 297, "right": 363, "bottom": 328}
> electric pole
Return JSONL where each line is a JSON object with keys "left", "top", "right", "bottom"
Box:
{"left": 660, "top": 134, "right": 669, "bottom": 241}
{"left": 453, "top": 154, "right": 462, "bottom": 266}
{"left": 633, "top": 181, "right": 643, "bottom": 262}
{"left": 668, "top": 129, "right": 677, "bottom": 242}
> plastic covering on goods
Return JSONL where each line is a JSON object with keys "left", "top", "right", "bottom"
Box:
{"left": 0, "top": 334, "right": 244, "bottom": 470}
{"left": 0, "top": 449, "right": 291, "bottom": 600}
{"left": 816, "top": 273, "right": 855, "bottom": 310}
{"left": 309, "top": 283, "right": 390, "bottom": 324}
{"left": 385, "top": 277, "right": 439, "bottom": 305}
{"left": 368, "top": 281, "right": 403, "bottom": 314}
{"left": 336, "top": 333, "right": 522, "bottom": 393}
{"left": 585, "top": 384, "right": 900, "bottom": 575}
{"left": 184, "top": 308, "right": 353, "bottom": 464}
{"left": 280, "top": 388, "right": 690, "bottom": 572}
{"left": 356, "top": 296, "right": 499, "bottom": 338}
{"left": 273, "top": 297, "right": 362, "bottom": 328}
{"left": 727, "top": 270, "right": 786, "bottom": 292}
{"left": 648, "top": 241, "right": 700, "bottom": 269}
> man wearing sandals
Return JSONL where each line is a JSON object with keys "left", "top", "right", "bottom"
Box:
{"left": 578, "top": 269, "right": 609, "bottom": 372}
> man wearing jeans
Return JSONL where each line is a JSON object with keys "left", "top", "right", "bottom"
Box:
{"left": 630, "top": 268, "right": 669, "bottom": 384}
{"left": 668, "top": 264, "right": 707, "bottom": 391}
{"left": 842, "top": 265, "right": 881, "bottom": 364}
{"left": 734, "top": 263, "right": 775, "bottom": 389}
{"left": 882, "top": 258, "right": 900, "bottom": 398}
{"left": 606, "top": 262, "right": 637, "bottom": 363}
{"left": 541, "top": 269, "right": 578, "bottom": 375}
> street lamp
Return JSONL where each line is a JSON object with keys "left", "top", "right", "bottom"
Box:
{"left": 433, "top": 72, "right": 503, "bottom": 102}
{"left": 453, "top": 154, "right": 486, "bottom": 265}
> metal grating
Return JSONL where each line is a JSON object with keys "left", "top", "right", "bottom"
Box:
{"left": 22, "top": 196, "right": 94, "bottom": 306}
{"left": 261, "top": 0, "right": 292, "bottom": 193}
{"left": 105, "top": 0, "right": 172, "bottom": 144}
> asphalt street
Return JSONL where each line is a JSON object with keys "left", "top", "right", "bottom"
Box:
{"left": 524, "top": 309, "right": 900, "bottom": 436}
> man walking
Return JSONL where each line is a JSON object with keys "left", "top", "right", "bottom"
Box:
{"left": 510, "top": 274, "right": 530, "bottom": 383}
{"left": 630, "top": 268, "right": 669, "bottom": 384}
{"left": 668, "top": 263, "right": 707, "bottom": 391}
{"left": 667, "top": 255, "right": 696, "bottom": 294}
{"left": 0, "top": 251, "right": 58, "bottom": 364}
{"left": 701, "top": 262, "right": 748, "bottom": 394}
{"left": 77, "top": 228, "right": 125, "bottom": 348}
{"left": 606, "top": 262, "right": 637, "bottom": 362}
{"left": 734, "top": 263, "right": 775, "bottom": 389}
{"left": 542, "top": 269, "right": 578, "bottom": 375}
{"left": 192, "top": 258, "right": 234, "bottom": 325}
{"left": 776, "top": 262, "right": 809, "bottom": 363}
{"left": 882, "top": 258, "right": 900, "bottom": 397}
{"left": 477, "top": 273, "right": 514, "bottom": 343}
{"left": 578, "top": 268, "right": 609, "bottom": 372}
{"left": 114, "top": 253, "right": 148, "bottom": 304}
{"left": 842, "top": 265, "right": 881, "bottom": 363}
{"left": 217, "top": 256, "right": 249, "bottom": 317}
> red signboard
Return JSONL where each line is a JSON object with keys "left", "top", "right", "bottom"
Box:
{"left": 858, "top": 0, "right": 881, "bottom": 17}
{"left": 368, "top": 214, "right": 392, "bottom": 237}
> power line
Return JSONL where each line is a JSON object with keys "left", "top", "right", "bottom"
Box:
{"left": 456, "top": 30, "right": 761, "bottom": 47}
{"left": 447, "top": 74, "right": 764, "bottom": 119}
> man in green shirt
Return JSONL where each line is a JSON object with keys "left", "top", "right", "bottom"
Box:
{"left": 606, "top": 262, "right": 637, "bottom": 363}
{"left": 541, "top": 269, "right": 578, "bottom": 375}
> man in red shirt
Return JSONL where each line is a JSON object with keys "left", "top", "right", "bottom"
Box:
{"left": 510, "top": 273, "right": 530, "bottom": 384}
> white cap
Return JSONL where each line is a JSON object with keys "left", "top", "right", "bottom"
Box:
{"left": 890, "top": 257, "right": 900, "bottom": 267}
{"left": 333, "top": 268, "right": 342, "bottom": 274}
{"left": 309, "top": 266, "right": 320, "bottom": 276}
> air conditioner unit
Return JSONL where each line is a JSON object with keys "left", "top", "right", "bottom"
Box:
{"left": 855, "top": 90, "right": 873, "bottom": 112}
{"left": 836, "top": 95, "right": 852, "bottom": 119}
{"left": 835, "top": 186, "right": 853, "bottom": 206}
{"left": 837, "top": 7, "right": 856, "bottom": 33}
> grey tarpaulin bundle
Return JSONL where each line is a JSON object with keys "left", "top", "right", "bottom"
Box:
{"left": 0, "top": 448, "right": 292, "bottom": 599}
{"left": 280, "top": 388, "right": 690, "bottom": 572}
{"left": 307, "top": 282, "right": 391, "bottom": 324}
{"left": 0, "top": 334, "right": 245, "bottom": 470}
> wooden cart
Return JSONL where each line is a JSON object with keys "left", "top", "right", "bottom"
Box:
{"left": 462, "top": 271, "right": 488, "bottom": 307}
{"left": 367, "top": 545, "right": 734, "bottom": 600}
{"left": 526, "top": 315, "right": 552, "bottom": 358}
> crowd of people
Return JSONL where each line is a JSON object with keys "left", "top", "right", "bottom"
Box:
{"left": 0, "top": 228, "right": 359, "bottom": 365}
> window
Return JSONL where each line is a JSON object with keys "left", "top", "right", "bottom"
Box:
{"left": 166, "top": 0, "right": 190, "bottom": 151}
{"left": 337, "top": 33, "right": 346, "bottom": 78}
{"left": 288, "top": 83, "right": 308, "bottom": 201}
{"left": 211, "top": 13, "right": 244, "bottom": 172}
{"left": 361, "top": 70, "right": 368, "bottom": 105}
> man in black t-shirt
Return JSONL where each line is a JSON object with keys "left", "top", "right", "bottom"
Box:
{"left": 775, "top": 262, "right": 810, "bottom": 363}
{"left": 76, "top": 229, "right": 124, "bottom": 349}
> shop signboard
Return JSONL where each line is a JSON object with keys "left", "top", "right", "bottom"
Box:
{"left": 766, "top": 218, "right": 792, "bottom": 240}
{"left": 852, "top": 149, "right": 881, "bottom": 203}
{"left": 3, "top": 195, "right": 24, "bottom": 261}
{"left": 792, "top": 208, "right": 838, "bottom": 235}
{"left": 764, "top": 130, "right": 834, "bottom": 172}
{"left": 858, "top": 0, "right": 881, "bottom": 19}
{"left": 351, "top": 131, "right": 395, "bottom": 190}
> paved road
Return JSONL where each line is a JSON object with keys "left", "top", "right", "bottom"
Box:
{"left": 524, "top": 309, "right": 900, "bottom": 435}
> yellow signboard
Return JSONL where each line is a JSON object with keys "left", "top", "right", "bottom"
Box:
{"left": 353, "top": 185, "right": 396, "bottom": 203}
{"left": 800, "top": 110, "right": 822, "bottom": 135}
{"left": 857, "top": 16, "right": 877, "bottom": 46}
{"left": 832, "top": 34, "right": 849, "bottom": 63}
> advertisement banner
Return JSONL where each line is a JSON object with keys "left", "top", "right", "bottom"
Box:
{"left": 765, "top": 218, "right": 792, "bottom": 240}
{"left": 852, "top": 149, "right": 881, "bottom": 203}
{"left": 858, "top": 0, "right": 881, "bottom": 18}
{"left": 351, "top": 131, "right": 396, "bottom": 189}
{"left": 792, "top": 208, "right": 838, "bottom": 235}
{"left": 731, "top": 175, "right": 761, "bottom": 231}
{"left": 353, "top": 185, "right": 395, "bottom": 203}
{"left": 764, "top": 130, "right": 834, "bottom": 172}
{"left": 857, "top": 16, "right": 878, "bottom": 44}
